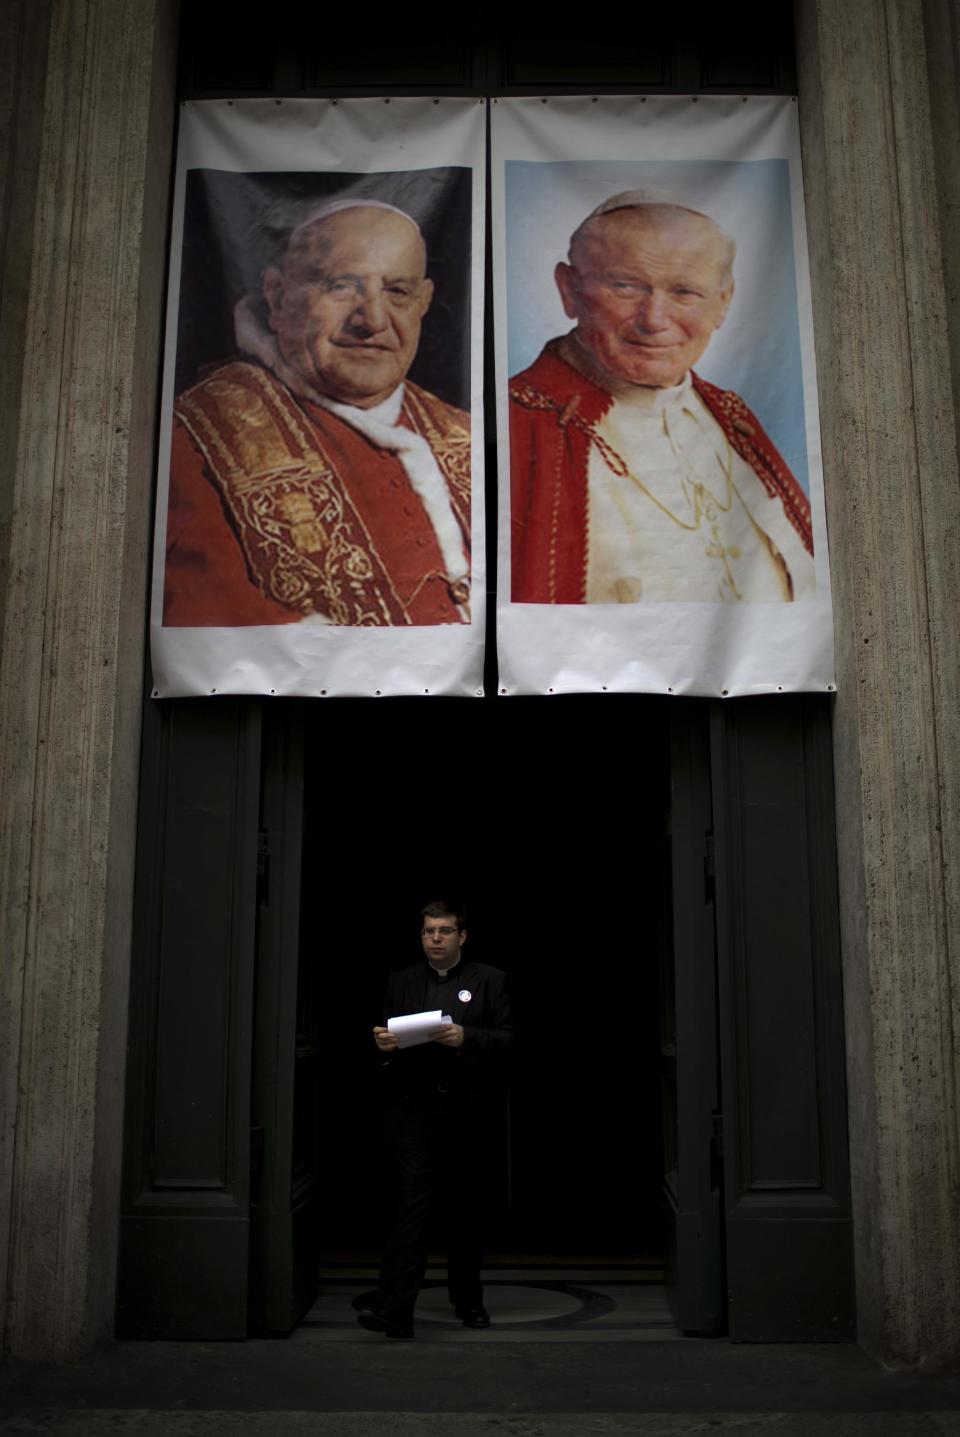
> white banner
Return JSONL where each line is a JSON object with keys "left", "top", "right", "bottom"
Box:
{"left": 150, "top": 98, "right": 485, "bottom": 698}
{"left": 492, "top": 96, "right": 835, "bottom": 697}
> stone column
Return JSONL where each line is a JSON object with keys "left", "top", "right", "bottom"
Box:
{"left": 796, "top": 0, "right": 960, "bottom": 1372}
{"left": 0, "top": 0, "right": 176, "bottom": 1360}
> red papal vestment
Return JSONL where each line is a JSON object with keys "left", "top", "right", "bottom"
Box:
{"left": 163, "top": 361, "right": 471, "bottom": 627}
{"left": 509, "top": 340, "right": 813, "bottom": 605}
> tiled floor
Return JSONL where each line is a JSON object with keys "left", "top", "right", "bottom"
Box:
{"left": 301, "top": 1267, "right": 683, "bottom": 1342}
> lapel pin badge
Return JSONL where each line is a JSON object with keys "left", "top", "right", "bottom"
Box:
{"left": 458, "top": 989, "right": 472, "bottom": 1003}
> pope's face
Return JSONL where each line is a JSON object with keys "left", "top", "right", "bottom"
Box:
{"left": 421, "top": 915, "right": 466, "bottom": 969}
{"left": 555, "top": 208, "right": 734, "bottom": 390}
{"left": 263, "top": 208, "right": 434, "bottom": 409}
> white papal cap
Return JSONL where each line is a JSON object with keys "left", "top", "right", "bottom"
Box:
{"left": 584, "top": 188, "right": 711, "bottom": 222}
{"left": 288, "top": 198, "right": 423, "bottom": 248}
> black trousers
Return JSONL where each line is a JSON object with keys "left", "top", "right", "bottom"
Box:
{"left": 378, "top": 1088, "right": 486, "bottom": 1321}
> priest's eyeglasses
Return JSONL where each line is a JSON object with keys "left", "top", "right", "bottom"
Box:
{"left": 423, "top": 925, "right": 459, "bottom": 937}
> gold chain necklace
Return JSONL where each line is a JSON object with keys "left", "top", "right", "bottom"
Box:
{"left": 586, "top": 407, "right": 745, "bottom": 601}
{"left": 587, "top": 407, "right": 736, "bottom": 531}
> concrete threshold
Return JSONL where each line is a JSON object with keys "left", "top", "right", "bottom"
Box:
{"left": 3, "top": 1340, "right": 960, "bottom": 1421}
{"left": 1, "top": 1411, "right": 960, "bottom": 1435}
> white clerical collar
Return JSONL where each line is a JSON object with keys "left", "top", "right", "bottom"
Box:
{"left": 348, "top": 387, "right": 404, "bottom": 425}
{"left": 429, "top": 956, "right": 462, "bottom": 978}
{"left": 607, "top": 372, "right": 692, "bottom": 414}
{"left": 317, "top": 384, "right": 405, "bottom": 427}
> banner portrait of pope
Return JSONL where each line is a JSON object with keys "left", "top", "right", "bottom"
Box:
{"left": 162, "top": 167, "right": 473, "bottom": 629}
{"left": 506, "top": 171, "right": 816, "bottom": 607}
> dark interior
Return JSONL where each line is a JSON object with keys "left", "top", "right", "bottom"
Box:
{"left": 298, "top": 696, "right": 670, "bottom": 1267}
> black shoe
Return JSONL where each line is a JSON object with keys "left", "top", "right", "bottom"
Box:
{"left": 352, "top": 1296, "right": 414, "bottom": 1339}
{"left": 454, "top": 1304, "right": 490, "bottom": 1328}
{"left": 351, "top": 1290, "right": 381, "bottom": 1314}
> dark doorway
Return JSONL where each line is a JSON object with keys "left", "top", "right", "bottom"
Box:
{"left": 298, "top": 696, "right": 669, "bottom": 1273}
{"left": 118, "top": 1, "right": 856, "bottom": 1348}
{"left": 120, "top": 691, "right": 853, "bottom": 1343}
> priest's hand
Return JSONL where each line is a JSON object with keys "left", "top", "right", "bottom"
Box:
{"left": 373, "top": 1025, "right": 398, "bottom": 1052}
{"left": 431, "top": 1023, "right": 464, "bottom": 1048}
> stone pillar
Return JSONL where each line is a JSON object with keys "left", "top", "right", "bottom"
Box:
{"left": 796, "top": 0, "right": 960, "bottom": 1372}
{"left": 0, "top": 0, "right": 176, "bottom": 1360}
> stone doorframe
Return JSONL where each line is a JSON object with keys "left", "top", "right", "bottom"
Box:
{"left": 0, "top": 0, "right": 957, "bottom": 1369}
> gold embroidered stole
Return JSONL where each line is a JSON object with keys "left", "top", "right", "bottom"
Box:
{"left": 174, "top": 362, "right": 471, "bottom": 626}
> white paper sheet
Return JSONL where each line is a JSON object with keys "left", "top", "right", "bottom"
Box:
{"left": 387, "top": 1009, "right": 453, "bottom": 1049}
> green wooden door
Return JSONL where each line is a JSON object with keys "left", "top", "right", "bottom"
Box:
{"left": 661, "top": 702, "right": 723, "bottom": 1334}
{"left": 711, "top": 696, "right": 855, "bottom": 1340}
{"left": 117, "top": 699, "right": 261, "bottom": 1338}
{"left": 247, "top": 702, "right": 322, "bottom": 1334}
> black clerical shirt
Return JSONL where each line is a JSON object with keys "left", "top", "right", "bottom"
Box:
{"left": 423, "top": 957, "right": 462, "bottom": 1012}
{"left": 392, "top": 959, "right": 462, "bottom": 1090}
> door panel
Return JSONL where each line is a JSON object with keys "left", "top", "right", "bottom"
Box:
{"left": 711, "top": 695, "right": 855, "bottom": 1341}
{"left": 118, "top": 698, "right": 261, "bottom": 1338}
{"left": 662, "top": 702, "right": 723, "bottom": 1335}
{"left": 248, "top": 701, "right": 321, "bottom": 1334}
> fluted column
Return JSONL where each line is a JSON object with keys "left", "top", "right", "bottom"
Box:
{"left": 796, "top": 0, "right": 960, "bottom": 1372}
{"left": 0, "top": 0, "right": 176, "bottom": 1359}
